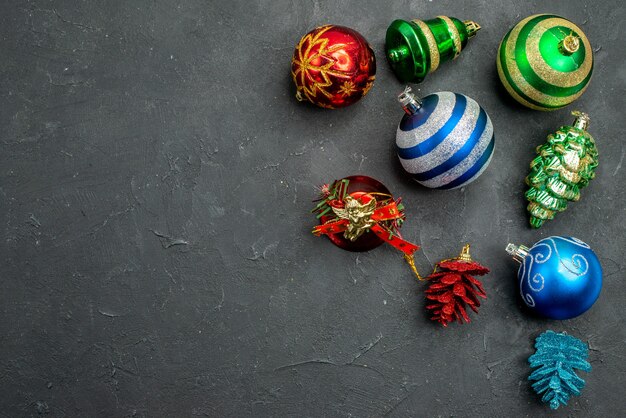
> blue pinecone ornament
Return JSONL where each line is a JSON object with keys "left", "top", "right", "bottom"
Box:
{"left": 528, "top": 330, "right": 591, "bottom": 410}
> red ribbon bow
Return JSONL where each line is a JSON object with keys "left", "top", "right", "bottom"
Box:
{"left": 313, "top": 192, "right": 420, "bottom": 256}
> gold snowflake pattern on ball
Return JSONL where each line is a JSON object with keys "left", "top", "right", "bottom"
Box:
{"left": 339, "top": 81, "right": 356, "bottom": 97}
{"left": 292, "top": 25, "right": 351, "bottom": 104}
{"left": 362, "top": 76, "right": 375, "bottom": 97}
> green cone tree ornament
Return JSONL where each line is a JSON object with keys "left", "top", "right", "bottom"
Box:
{"left": 497, "top": 14, "right": 593, "bottom": 111}
{"left": 525, "top": 111, "right": 598, "bottom": 228}
{"left": 386, "top": 16, "right": 481, "bottom": 83}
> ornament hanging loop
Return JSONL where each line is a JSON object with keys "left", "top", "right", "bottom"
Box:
{"left": 457, "top": 244, "right": 472, "bottom": 262}
{"left": 398, "top": 86, "right": 422, "bottom": 115}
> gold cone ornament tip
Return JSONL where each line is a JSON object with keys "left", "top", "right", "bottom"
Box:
{"left": 464, "top": 21, "right": 481, "bottom": 37}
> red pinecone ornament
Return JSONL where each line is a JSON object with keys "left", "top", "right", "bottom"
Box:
{"left": 424, "top": 245, "right": 489, "bottom": 327}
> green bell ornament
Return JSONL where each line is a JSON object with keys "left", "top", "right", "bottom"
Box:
{"left": 497, "top": 14, "right": 593, "bottom": 111}
{"left": 386, "top": 16, "right": 481, "bottom": 83}
{"left": 526, "top": 111, "right": 598, "bottom": 228}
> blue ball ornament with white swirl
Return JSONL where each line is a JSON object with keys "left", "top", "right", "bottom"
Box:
{"left": 506, "top": 236, "right": 602, "bottom": 320}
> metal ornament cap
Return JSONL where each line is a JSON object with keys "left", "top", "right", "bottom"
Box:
{"left": 507, "top": 236, "right": 603, "bottom": 319}
{"left": 572, "top": 110, "right": 590, "bottom": 131}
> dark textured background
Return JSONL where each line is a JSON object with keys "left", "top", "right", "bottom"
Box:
{"left": 1, "top": 0, "right": 625, "bottom": 416}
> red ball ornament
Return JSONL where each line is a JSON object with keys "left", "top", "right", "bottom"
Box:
{"left": 291, "top": 25, "right": 376, "bottom": 109}
{"left": 316, "top": 175, "right": 390, "bottom": 252}
{"left": 311, "top": 175, "right": 422, "bottom": 280}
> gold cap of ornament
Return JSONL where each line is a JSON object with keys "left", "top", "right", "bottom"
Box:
{"left": 559, "top": 34, "right": 580, "bottom": 55}
{"left": 457, "top": 244, "right": 473, "bottom": 262}
{"left": 464, "top": 21, "right": 481, "bottom": 38}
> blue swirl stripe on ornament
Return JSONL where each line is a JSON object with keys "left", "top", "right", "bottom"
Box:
{"left": 396, "top": 92, "right": 494, "bottom": 190}
{"left": 397, "top": 94, "right": 467, "bottom": 159}
{"left": 396, "top": 93, "right": 456, "bottom": 150}
{"left": 412, "top": 107, "right": 487, "bottom": 181}
{"left": 398, "top": 94, "right": 474, "bottom": 173}
{"left": 438, "top": 135, "right": 495, "bottom": 189}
